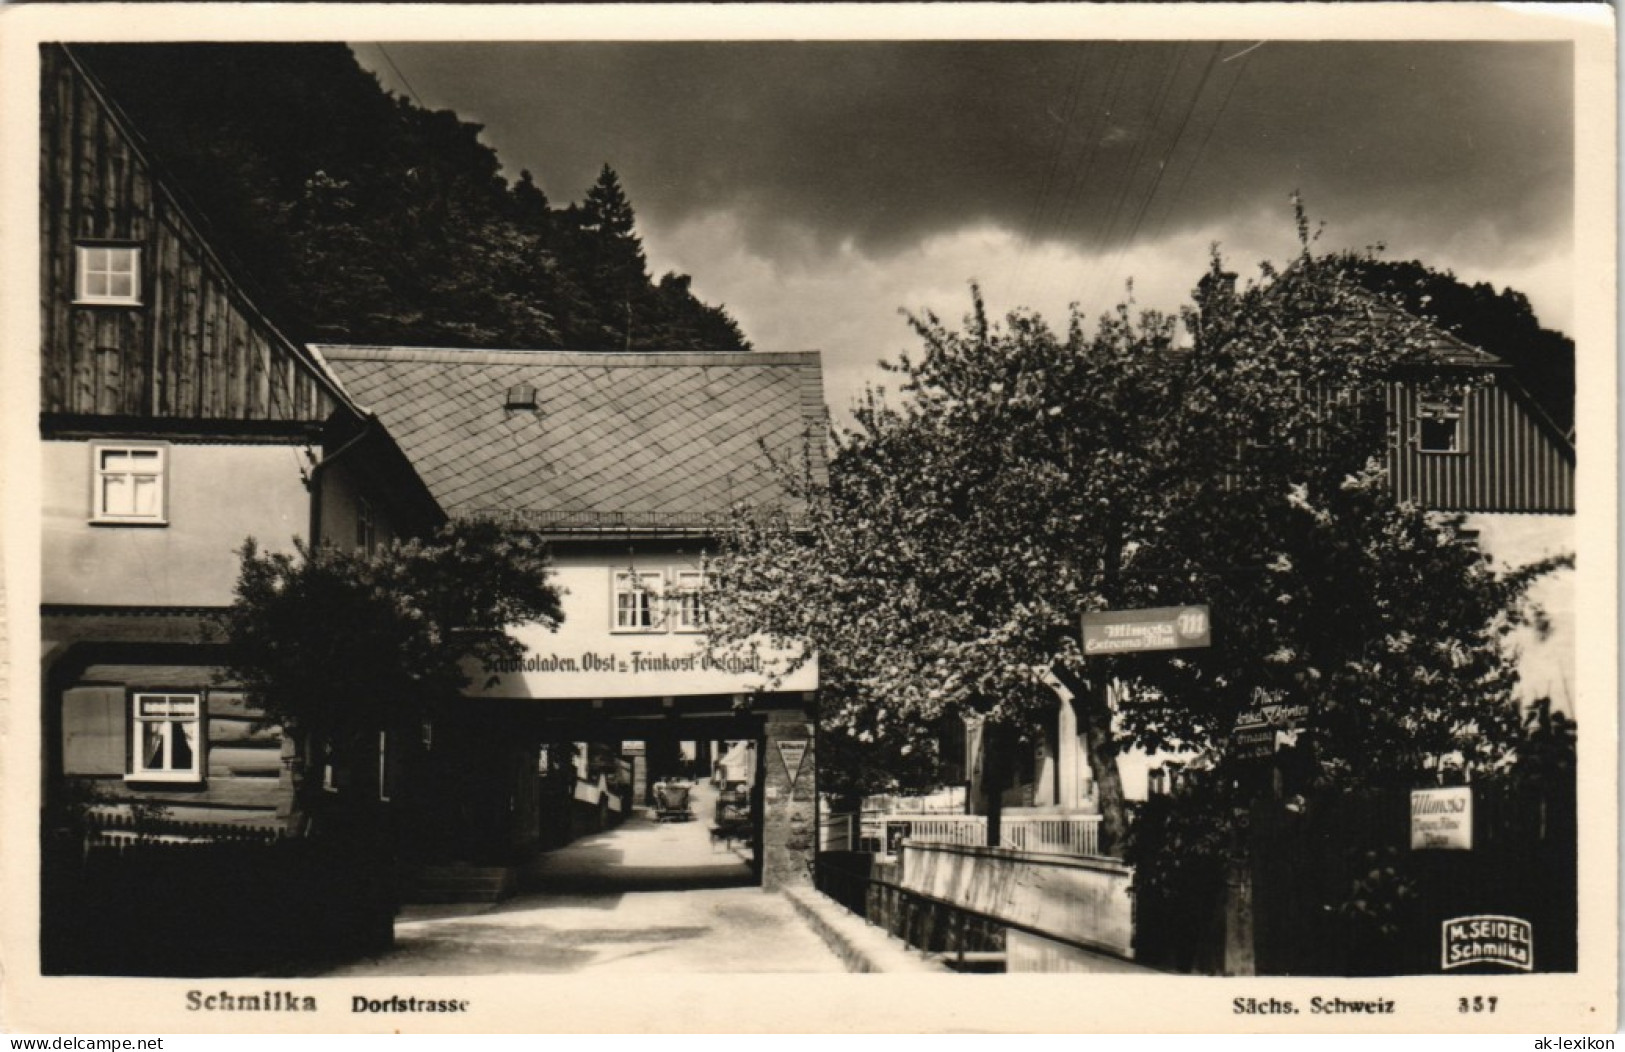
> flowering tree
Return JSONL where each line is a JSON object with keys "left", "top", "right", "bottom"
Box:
{"left": 220, "top": 519, "right": 564, "bottom": 819}
{"left": 708, "top": 215, "right": 1566, "bottom": 855}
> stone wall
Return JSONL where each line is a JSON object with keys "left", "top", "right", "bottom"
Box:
{"left": 899, "top": 841, "right": 1135, "bottom": 958}
{"left": 760, "top": 708, "right": 815, "bottom": 890}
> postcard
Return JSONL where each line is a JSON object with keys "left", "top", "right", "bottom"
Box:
{"left": 0, "top": 2, "right": 1614, "bottom": 1035}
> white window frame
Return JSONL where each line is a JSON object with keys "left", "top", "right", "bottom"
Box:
{"left": 1414, "top": 391, "right": 1469, "bottom": 455}
{"left": 673, "top": 570, "right": 709, "bottom": 632}
{"left": 91, "top": 443, "right": 168, "bottom": 525}
{"left": 127, "top": 692, "right": 203, "bottom": 783}
{"left": 75, "top": 244, "right": 142, "bottom": 306}
{"left": 612, "top": 570, "right": 665, "bottom": 632}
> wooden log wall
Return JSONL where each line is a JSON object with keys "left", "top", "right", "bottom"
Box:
{"left": 65, "top": 678, "right": 290, "bottom": 825}
{"left": 40, "top": 47, "right": 337, "bottom": 423}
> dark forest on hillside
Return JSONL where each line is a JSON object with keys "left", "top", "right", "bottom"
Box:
{"left": 76, "top": 43, "right": 750, "bottom": 353}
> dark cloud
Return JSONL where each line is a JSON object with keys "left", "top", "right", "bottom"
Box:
{"left": 367, "top": 41, "right": 1571, "bottom": 265}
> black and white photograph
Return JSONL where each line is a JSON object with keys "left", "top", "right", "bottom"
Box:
{"left": 0, "top": 2, "right": 1615, "bottom": 1035}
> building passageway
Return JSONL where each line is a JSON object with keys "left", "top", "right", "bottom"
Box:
{"left": 524, "top": 780, "right": 754, "bottom": 892}
{"left": 311, "top": 782, "right": 844, "bottom": 975}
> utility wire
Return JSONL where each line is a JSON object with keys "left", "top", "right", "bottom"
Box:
{"left": 1010, "top": 50, "right": 1092, "bottom": 304}
{"left": 1083, "top": 45, "right": 1187, "bottom": 308}
{"left": 371, "top": 43, "right": 428, "bottom": 110}
{"left": 1149, "top": 44, "right": 1257, "bottom": 249}
{"left": 1042, "top": 47, "right": 1128, "bottom": 302}
{"left": 1119, "top": 43, "right": 1223, "bottom": 258}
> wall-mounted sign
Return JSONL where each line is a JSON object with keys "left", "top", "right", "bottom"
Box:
{"left": 776, "top": 740, "right": 809, "bottom": 788}
{"left": 1442, "top": 915, "right": 1533, "bottom": 971}
{"left": 1081, "top": 605, "right": 1211, "bottom": 655}
{"left": 1231, "top": 725, "right": 1277, "bottom": 760}
{"left": 1411, "top": 786, "right": 1473, "bottom": 850}
{"left": 461, "top": 562, "right": 818, "bottom": 700}
{"left": 1231, "top": 701, "right": 1308, "bottom": 758}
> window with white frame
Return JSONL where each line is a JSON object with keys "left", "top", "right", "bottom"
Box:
{"left": 129, "top": 693, "right": 202, "bottom": 782}
{"left": 93, "top": 444, "right": 166, "bottom": 524}
{"left": 613, "top": 571, "right": 664, "bottom": 631}
{"left": 75, "top": 244, "right": 142, "bottom": 306}
{"left": 674, "top": 570, "right": 709, "bottom": 631}
{"left": 1415, "top": 391, "right": 1468, "bottom": 453}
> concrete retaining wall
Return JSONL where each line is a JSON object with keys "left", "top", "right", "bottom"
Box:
{"left": 899, "top": 841, "right": 1135, "bottom": 958}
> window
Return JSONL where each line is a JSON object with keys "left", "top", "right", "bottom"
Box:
{"left": 613, "top": 571, "right": 664, "bottom": 631}
{"left": 1416, "top": 393, "right": 1467, "bottom": 453}
{"left": 674, "top": 570, "right": 709, "bottom": 631}
{"left": 92, "top": 444, "right": 166, "bottom": 524}
{"left": 355, "top": 496, "right": 376, "bottom": 553}
{"left": 75, "top": 245, "right": 142, "bottom": 306}
{"left": 129, "top": 693, "right": 201, "bottom": 782}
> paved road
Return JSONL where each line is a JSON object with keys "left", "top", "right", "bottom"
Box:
{"left": 317, "top": 784, "right": 845, "bottom": 975}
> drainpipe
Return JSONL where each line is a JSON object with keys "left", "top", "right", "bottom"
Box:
{"left": 306, "top": 415, "right": 377, "bottom": 548}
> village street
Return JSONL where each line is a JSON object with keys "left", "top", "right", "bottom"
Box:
{"left": 311, "top": 784, "right": 846, "bottom": 975}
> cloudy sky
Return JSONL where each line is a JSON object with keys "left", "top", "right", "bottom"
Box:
{"left": 352, "top": 40, "right": 1574, "bottom": 417}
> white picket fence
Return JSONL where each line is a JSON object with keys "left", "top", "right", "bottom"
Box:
{"left": 827, "top": 811, "right": 1104, "bottom": 859}
{"left": 999, "top": 815, "right": 1102, "bottom": 858}
{"left": 898, "top": 815, "right": 988, "bottom": 848}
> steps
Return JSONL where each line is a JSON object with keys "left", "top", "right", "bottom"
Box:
{"left": 405, "top": 864, "right": 517, "bottom": 904}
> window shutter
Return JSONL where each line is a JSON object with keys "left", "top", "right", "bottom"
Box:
{"left": 62, "top": 687, "right": 125, "bottom": 775}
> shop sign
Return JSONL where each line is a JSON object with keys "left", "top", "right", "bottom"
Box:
{"left": 1442, "top": 915, "right": 1533, "bottom": 971}
{"left": 1081, "top": 605, "right": 1210, "bottom": 655}
{"left": 1411, "top": 786, "right": 1473, "bottom": 850}
{"left": 1231, "top": 724, "right": 1277, "bottom": 759}
{"left": 1234, "top": 702, "right": 1308, "bottom": 731}
{"left": 776, "top": 740, "right": 809, "bottom": 788}
{"left": 1231, "top": 701, "right": 1306, "bottom": 757}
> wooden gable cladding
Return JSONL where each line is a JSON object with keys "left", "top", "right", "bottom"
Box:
{"left": 1385, "top": 379, "right": 1574, "bottom": 514}
{"left": 39, "top": 47, "right": 339, "bottom": 423}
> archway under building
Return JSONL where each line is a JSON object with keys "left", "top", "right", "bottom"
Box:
{"left": 402, "top": 695, "right": 816, "bottom": 900}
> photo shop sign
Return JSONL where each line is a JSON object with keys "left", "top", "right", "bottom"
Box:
{"left": 1231, "top": 700, "right": 1308, "bottom": 758}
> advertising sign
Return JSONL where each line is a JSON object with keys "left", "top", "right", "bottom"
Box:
{"left": 1231, "top": 701, "right": 1307, "bottom": 757}
{"left": 1081, "top": 605, "right": 1211, "bottom": 655}
{"left": 1411, "top": 786, "right": 1473, "bottom": 850}
{"left": 1442, "top": 915, "right": 1534, "bottom": 971}
{"left": 462, "top": 561, "right": 819, "bottom": 699}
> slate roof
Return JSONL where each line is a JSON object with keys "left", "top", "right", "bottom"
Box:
{"left": 313, "top": 346, "right": 828, "bottom": 530}
{"left": 1346, "top": 288, "right": 1507, "bottom": 369}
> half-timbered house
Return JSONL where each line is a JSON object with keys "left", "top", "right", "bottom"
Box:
{"left": 40, "top": 44, "right": 441, "bottom": 842}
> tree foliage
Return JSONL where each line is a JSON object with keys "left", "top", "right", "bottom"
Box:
{"left": 77, "top": 44, "right": 749, "bottom": 352}
{"left": 708, "top": 216, "right": 1566, "bottom": 851}
{"left": 219, "top": 521, "right": 564, "bottom": 772}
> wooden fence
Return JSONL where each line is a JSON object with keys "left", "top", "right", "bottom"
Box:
{"left": 1000, "top": 815, "right": 1102, "bottom": 857}
{"left": 1133, "top": 782, "right": 1577, "bottom": 975}
{"left": 847, "top": 813, "right": 1104, "bottom": 860}
{"left": 41, "top": 829, "right": 395, "bottom": 976}
{"left": 84, "top": 810, "right": 284, "bottom": 846}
